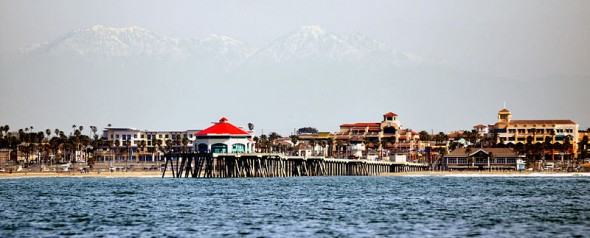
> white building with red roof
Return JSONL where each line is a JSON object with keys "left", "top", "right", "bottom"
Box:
{"left": 194, "top": 117, "right": 255, "bottom": 153}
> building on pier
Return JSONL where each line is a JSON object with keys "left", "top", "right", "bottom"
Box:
{"left": 194, "top": 117, "right": 255, "bottom": 153}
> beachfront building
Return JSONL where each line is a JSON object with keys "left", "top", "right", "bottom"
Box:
{"left": 297, "top": 132, "right": 334, "bottom": 157}
{"left": 331, "top": 112, "right": 422, "bottom": 160}
{"left": 443, "top": 147, "right": 524, "bottom": 171}
{"left": 102, "top": 128, "right": 200, "bottom": 149}
{"left": 492, "top": 108, "right": 579, "bottom": 159}
{"left": 99, "top": 127, "right": 201, "bottom": 161}
{"left": 194, "top": 117, "right": 255, "bottom": 153}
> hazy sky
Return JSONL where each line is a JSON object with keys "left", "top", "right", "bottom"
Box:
{"left": 1, "top": 0, "right": 589, "bottom": 134}
{"left": 2, "top": 0, "right": 589, "bottom": 79}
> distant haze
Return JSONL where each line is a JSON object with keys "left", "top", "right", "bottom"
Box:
{"left": 1, "top": 0, "right": 589, "bottom": 135}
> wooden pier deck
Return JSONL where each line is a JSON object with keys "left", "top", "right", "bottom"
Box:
{"left": 161, "top": 153, "right": 428, "bottom": 178}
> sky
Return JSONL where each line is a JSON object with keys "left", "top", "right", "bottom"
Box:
{"left": 1, "top": 0, "right": 589, "bottom": 135}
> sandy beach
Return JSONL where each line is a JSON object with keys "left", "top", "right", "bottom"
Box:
{"left": 0, "top": 171, "right": 167, "bottom": 178}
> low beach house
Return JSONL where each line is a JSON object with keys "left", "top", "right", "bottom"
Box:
{"left": 443, "top": 147, "right": 524, "bottom": 171}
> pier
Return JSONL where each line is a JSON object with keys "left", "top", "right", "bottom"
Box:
{"left": 161, "top": 153, "right": 428, "bottom": 178}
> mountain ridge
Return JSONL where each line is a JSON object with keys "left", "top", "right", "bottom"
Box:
{"left": 17, "top": 24, "right": 433, "bottom": 70}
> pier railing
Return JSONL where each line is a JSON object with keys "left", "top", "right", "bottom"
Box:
{"left": 161, "top": 153, "right": 428, "bottom": 178}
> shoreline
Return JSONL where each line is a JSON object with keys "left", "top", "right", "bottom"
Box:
{"left": 1, "top": 171, "right": 589, "bottom": 179}
{"left": 380, "top": 171, "right": 590, "bottom": 177}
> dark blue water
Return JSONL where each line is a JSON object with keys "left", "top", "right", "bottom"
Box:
{"left": 1, "top": 176, "right": 589, "bottom": 237}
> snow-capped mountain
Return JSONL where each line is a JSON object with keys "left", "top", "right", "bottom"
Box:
{"left": 21, "top": 25, "right": 256, "bottom": 70}
{"left": 246, "top": 25, "right": 424, "bottom": 67}
{"left": 181, "top": 34, "right": 258, "bottom": 69}
{"left": 18, "top": 24, "right": 428, "bottom": 70}
{"left": 24, "top": 25, "right": 186, "bottom": 59}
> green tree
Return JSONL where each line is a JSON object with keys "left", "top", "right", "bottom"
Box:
{"left": 419, "top": 130, "right": 430, "bottom": 141}
{"left": 181, "top": 137, "right": 189, "bottom": 153}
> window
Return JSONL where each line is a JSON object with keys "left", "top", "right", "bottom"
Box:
{"left": 458, "top": 158, "right": 467, "bottom": 164}
{"left": 115, "top": 135, "right": 120, "bottom": 139}
{"left": 508, "top": 129, "right": 516, "bottom": 133}
{"left": 507, "top": 158, "right": 516, "bottom": 164}
{"left": 518, "top": 129, "right": 526, "bottom": 133}
{"left": 211, "top": 143, "right": 227, "bottom": 153}
{"left": 134, "top": 134, "right": 137, "bottom": 138}
{"left": 197, "top": 144, "right": 208, "bottom": 153}
{"left": 232, "top": 143, "right": 246, "bottom": 153}
{"left": 147, "top": 135, "right": 151, "bottom": 139}
{"left": 165, "top": 134, "right": 169, "bottom": 139}
{"left": 110, "top": 135, "right": 113, "bottom": 139}
{"left": 140, "top": 135, "right": 144, "bottom": 139}
{"left": 159, "top": 135, "right": 162, "bottom": 138}
{"left": 189, "top": 134, "right": 193, "bottom": 138}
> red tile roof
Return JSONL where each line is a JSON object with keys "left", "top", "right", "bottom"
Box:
{"left": 383, "top": 112, "right": 398, "bottom": 117}
{"left": 340, "top": 123, "right": 380, "bottom": 127}
{"left": 196, "top": 118, "right": 250, "bottom": 136}
{"left": 499, "top": 109, "right": 511, "bottom": 113}
{"left": 508, "top": 120, "right": 576, "bottom": 125}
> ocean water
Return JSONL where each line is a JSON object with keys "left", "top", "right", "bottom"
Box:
{"left": 1, "top": 176, "right": 589, "bottom": 237}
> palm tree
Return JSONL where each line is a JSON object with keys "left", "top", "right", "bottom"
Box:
{"left": 290, "top": 135, "right": 299, "bottom": 145}
{"left": 580, "top": 135, "right": 589, "bottom": 163}
{"left": 309, "top": 139, "right": 316, "bottom": 156}
{"left": 165, "top": 139, "right": 173, "bottom": 153}
{"left": 138, "top": 140, "right": 147, "bottom": 163}
{"left": 318, "top": 140, "right": 327, "bottom": 156}
{"left": 335, "top": 140, "right": 344, "bottom": 158}
{"left": 544, "top": 135, "right": 553, "bottom": 163}
{"left": 114, "top": 139, "right": 121, "bottom": 163}
{"left": 181, "top": 137, "right": 189, "bottom": 153}
{"left": 90, "top": 126, "right": 98, "bottom": 140}
{"left": 124, "top": 139, "right": 132, "bottom": 171}
{"left": 488, "top": 152, "right": 495, "bottom": 172}
{"left": 419, "top": 130, "right": 430, "bottom": 142}
{"left": 465, "top": 147, "right": 473, "bottom": 169}
{"left": 563, "top": 135, "right": 572, "bottom": 168}
{"left": 155, "top": 139, "right": 163, "bottom": 161}
{"left": 45, "top": 129, "right": 51, "bottom": 140}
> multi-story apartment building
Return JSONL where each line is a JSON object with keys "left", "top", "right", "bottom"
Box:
{"left": 101, "top": 128, "right": 201, "bottom": 150}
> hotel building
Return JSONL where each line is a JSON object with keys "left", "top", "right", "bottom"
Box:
{"left": 102, "top": 128, "right": 201, "bottom": 150}
{"left": 332, "top": 112, "right": 423, "bottom": 160}
{"left": 492, "top": 108, "right": 579, "bottom": 158}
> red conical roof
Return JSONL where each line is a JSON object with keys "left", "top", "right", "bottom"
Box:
{"left": 196, "top": 118, "right": 250, "bottom": 136}
{"left": 383, "top": 112, "right": 398, "bottom": 117}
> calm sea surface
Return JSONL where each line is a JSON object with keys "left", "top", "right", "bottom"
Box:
{"left": 1, "top": 176, "right": 589, "bottom": 237}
